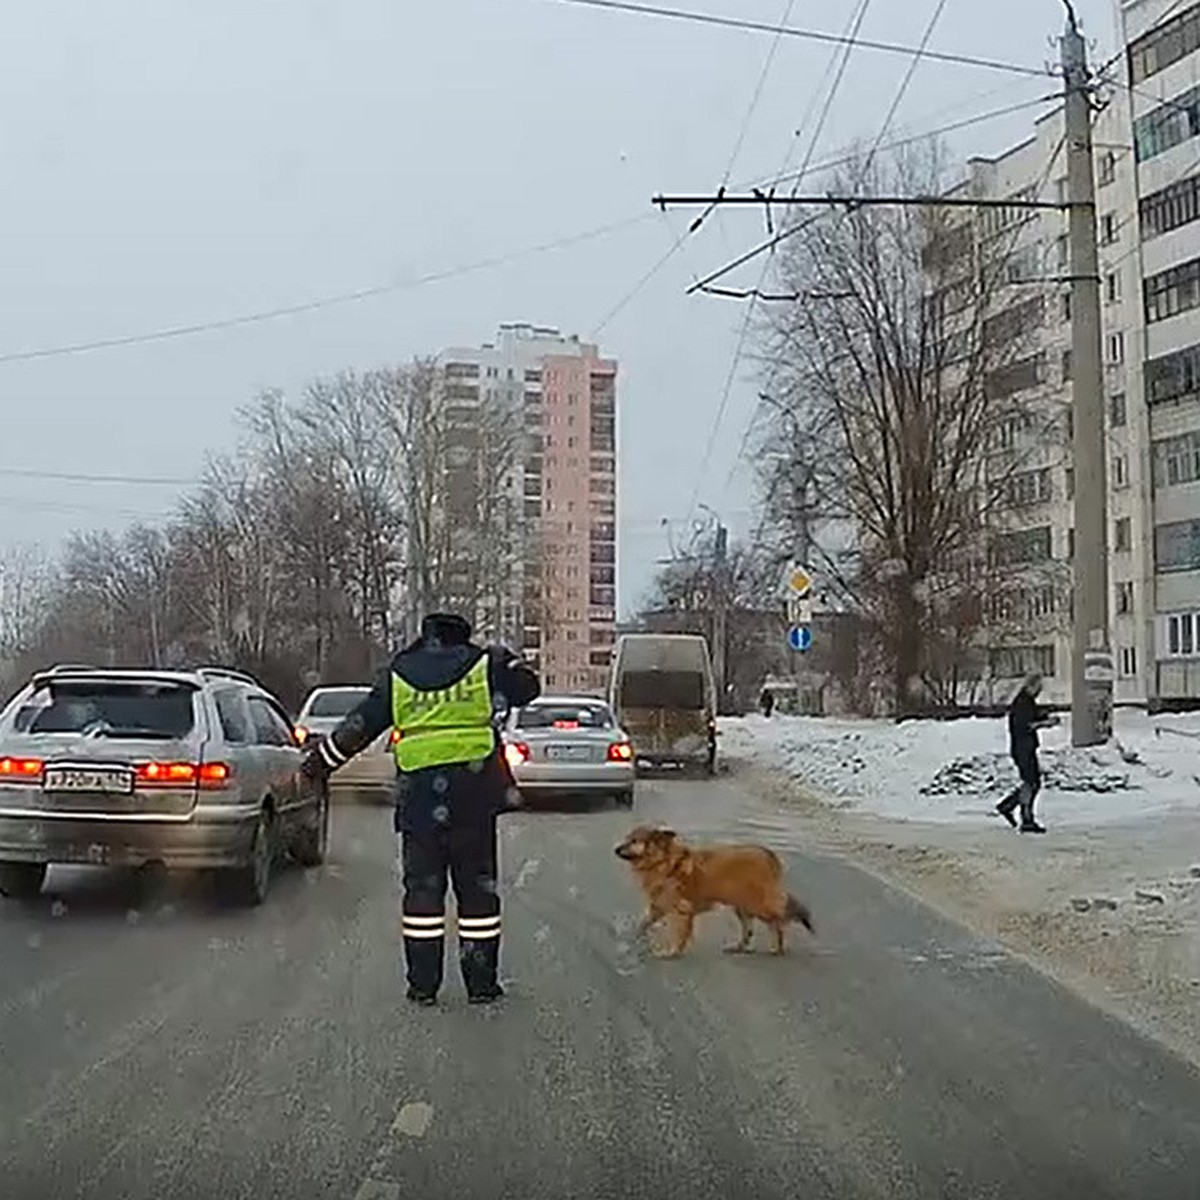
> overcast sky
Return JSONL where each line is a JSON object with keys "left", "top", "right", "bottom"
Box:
{"left": 1, "top": 0, "right": 1121, "bottom": 616}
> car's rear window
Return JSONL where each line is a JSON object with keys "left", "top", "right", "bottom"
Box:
{"left": 619, "top": 670, "right": 706, "bottom": 711}
{"left": 307, "top": 690, "right": 368, "bottom": 718}
{"left": 14, "top": 681, "right": 196, "bottom": 739}
{"left": 517, "top": 702, "right": 613, "bottom": 729}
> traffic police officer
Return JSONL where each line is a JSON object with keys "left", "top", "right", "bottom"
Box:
{"left": 302, "top": 613, "right": 540, "bottom": 1006}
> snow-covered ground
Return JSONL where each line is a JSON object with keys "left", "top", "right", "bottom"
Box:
{"left": 720, "top": 708, "right": 1200, "bottom": 1067}
{"left": 720, "top": 709, "right": 1200, "bottom": 826}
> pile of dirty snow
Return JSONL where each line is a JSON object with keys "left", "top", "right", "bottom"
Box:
{"left": 719, "top": 709, "right": 1200, "bottom": 827}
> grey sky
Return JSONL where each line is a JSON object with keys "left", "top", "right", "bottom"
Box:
{"left": 1, "top": 0, "right": 1118, "bottom": 615}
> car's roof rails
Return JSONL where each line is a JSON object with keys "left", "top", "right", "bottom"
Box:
{"left": 195, "top": 666, "right": 261, "bottom": 687}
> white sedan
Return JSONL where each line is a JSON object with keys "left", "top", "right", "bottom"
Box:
{"left": 502, "top": 696, "right": 635, "bottom": 809}
{"left": 295, "top": 685, "right": 395, "bottom": 803}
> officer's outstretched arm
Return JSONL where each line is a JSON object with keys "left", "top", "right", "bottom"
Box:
{"left": 488, "top": 645, "right": 541, "bottom": 709}
{"left": 315, "top": 668, "right": 393, "bottom": 773}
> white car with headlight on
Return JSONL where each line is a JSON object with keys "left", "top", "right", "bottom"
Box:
{"left": 295, "top": 686, "right": 395, "bottom": 803}
{"left": 503, "top": 696, "right": 634, "bottom": 809}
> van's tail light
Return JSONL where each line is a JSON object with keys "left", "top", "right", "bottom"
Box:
{"left": 0, "top": 756, "right": 44, "bottom": 782}
{"left": 135, "top": 762, "right": 232, "bottom": 789}
{"left": 607, "top": 741, "right": 634, "bottom": 763}
{"left": 505, "top": 742, "right": 530, "bottom": 769}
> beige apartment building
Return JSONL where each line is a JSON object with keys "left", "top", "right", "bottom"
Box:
{"left": 942, "top": 0, "right": 1200, "bottom": 706}
{"left": 435, "top": 324, "right": 618, "bottom": 696}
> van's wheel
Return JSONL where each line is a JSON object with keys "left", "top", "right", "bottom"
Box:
{"left": 0, "top": 861, "right": 47, "bottom": 899}
{"left": 218, "top": 807, "right": 274, "bottom": 907}
{"left": 294, "top": 787, "right": 329, "bottom": 868}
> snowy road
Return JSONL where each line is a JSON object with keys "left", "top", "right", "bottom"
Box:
{"left": 1, "top": 776, "right": 1199, "bottom": 1198}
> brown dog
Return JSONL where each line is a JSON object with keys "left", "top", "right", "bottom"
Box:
{"left": 615, "top": 825, "right": 814, "bottom": 958}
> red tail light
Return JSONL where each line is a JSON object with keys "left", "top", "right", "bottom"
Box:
{"left": 0, "top": 756, "right": 44, "bottom": 781}
{"left": 607, "top": 741, "right": 634, "bottom": 763}
{"left": 390, "top": 729, "right": 402, "bottom": 745}
{"left": 135, "top": 762, "right": 232, "bottom": 789}
{"left": 552, "top": 720, "right": 580, "bottom": 730}
{"left": 505, "top": 742, "right": 530, "bottom": 769}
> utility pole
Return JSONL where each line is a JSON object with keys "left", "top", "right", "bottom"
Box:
{"left": 712, "top": 521, "right": 729, "bottom": 715}
{"left": 1063, "top": 10, "right": 1114, "bottom": 746}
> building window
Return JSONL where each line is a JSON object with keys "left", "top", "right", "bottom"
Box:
{"left": 1061, "top": 292, "right": 1071, "bottom": 322}
{"left": 1100, "top": 212, "right": 1118, "bottom": 244}
{"left": 1156, "top": 518, "right": 1200, "bottom": 572}
{"left": 1107, "top": 331, "right": 1124, "bottom": 364}
{"left": 985, "top": 353, "right": 1045, "bottom": 400}
{"left": 1152, "top": 429, "right": 1200, "bottom": 486}
{"left": 1128, "top": 5, "right": 1200, "bottom": 85}
{"left": 1119, "top": 645, "right": 1139, "bottom": 677}
{"left": 1110, "top": 393, "right": 1127, "bottom": 427}
{"left": 1105, "top": 271, "right": 1121, "bottom": 304}
{"left": 1065, "top": 466, "right": 1074, "bottom": 498}
{"left": 1116, "top": 580, "right": 1134, "bottom": 615}
{"left": 1114, "top": 516, "right": 1132, "bottom": 551}
{"left": 991, "top": 526, "right": 1052, "bottom": 565}
{"left": 1167, "top": 611, "right": 1200, "bottom": 656}
{"left": 1145, "top": 256, "right": 1200, "bottom": 323}
{"left": 1146, "top": 343, "right": 1200, "bottom": 406}
{"left": 1112, "top": 453, "right": 1129, "bottom": 490}
{"left": 1006, "top": 466, "right": 1052, "bottom": 507}
{"left": 1067, "top": 528, "right": 1075, "bottom": 559}
{"left": 1097, "top": 150, "right": 1117, "bottom": 186}
{"left": 1061, "top": 349, "right": 1072, "bottom": 382}
{"left": 1141, "top": 172, "right": 1200, "bottom": 241}
{"left": 990, "top": 645, "right": 1056, "bottom": 679}
{"left": 1134, "top": 83, "right": 1200, "bottom": 162}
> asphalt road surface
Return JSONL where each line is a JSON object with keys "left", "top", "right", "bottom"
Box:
{"left": 2, "top": 773, "right": 1200, "bottom": 1200}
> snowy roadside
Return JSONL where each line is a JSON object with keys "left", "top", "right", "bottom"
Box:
{"left": 720, "top": 711, "right": 1200, "bottom": 1067}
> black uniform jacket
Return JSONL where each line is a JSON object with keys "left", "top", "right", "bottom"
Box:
{"left": 321, "top": 640, "right": 541, "bottom": 833}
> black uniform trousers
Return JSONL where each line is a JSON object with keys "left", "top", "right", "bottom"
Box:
{"left": 400, "top": 812, "right": 501, "bottom": 998}
{"left": 999, "top": 742, "right": 1041, "bottom": 826}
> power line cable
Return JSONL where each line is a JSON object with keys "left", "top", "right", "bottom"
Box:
{"left": 682, "top": 0, "right": 877, "bottom": 523}
{"left": 589, "top": 0, "right": 798, "bottom": 337}
{"left": 548, "top": 0, "right": 1052, "bottom": 77}
{"left": 0, "top": 213, "right": 653, "bottom": 367}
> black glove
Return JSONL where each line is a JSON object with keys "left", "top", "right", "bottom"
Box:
{"left": 301, "top": 738, "right": 332, "bottom": 783}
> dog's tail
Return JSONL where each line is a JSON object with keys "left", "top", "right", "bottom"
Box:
{"left": 785, "top": 893, "right": 815, "bottom": 934}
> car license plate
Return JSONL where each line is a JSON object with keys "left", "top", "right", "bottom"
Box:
{"left": 65, "top": 843, "right": 111, "bottom": 865}
{"left": 44, "top": 766, "right": 134, "bottom": 795}
{"left": 545, "top": 744, "right": 594, "bottom": 762}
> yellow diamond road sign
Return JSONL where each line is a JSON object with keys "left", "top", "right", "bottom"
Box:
{"left": 787, "top": 567, "right": 813, "bottom": 597}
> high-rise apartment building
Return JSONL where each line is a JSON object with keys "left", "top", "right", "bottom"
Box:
{"left": 939, "top": 0, "right": 1200, "bottom": 706}
{"left": 435, "top": 324, "right": 618, "bottom": 696}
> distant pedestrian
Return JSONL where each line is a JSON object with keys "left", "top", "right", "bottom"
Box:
{"left": 996, "top": 673, "right": 1057, "bottom": 834}
{"left": 760, "top": 688, "right": 775, "bottom": 719}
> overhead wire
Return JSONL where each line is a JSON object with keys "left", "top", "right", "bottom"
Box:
{"left": 547, "top": 0, "right": 1053, "bottom": 78}
{"left": 682, "top": 0, "right": 878, "bottom": 526}
{"left": 589, "top": 0, "right": 799, "bottom": 338}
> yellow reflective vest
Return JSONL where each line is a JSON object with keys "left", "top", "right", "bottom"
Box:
{"left": 390, "top": 656, "right": 495, "bottom": 771}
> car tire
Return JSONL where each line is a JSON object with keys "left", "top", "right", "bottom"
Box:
{"left": 294, "top": 786, "right": 329, "bottom": 868}
{"left": 218, "top": 806, "right": 274, "bottom": 907}
{"left": 615, "top": 791, "right": 634, "bottom": 810}
{"left": 0, "top": 861, "right": 47, "bottom": 900}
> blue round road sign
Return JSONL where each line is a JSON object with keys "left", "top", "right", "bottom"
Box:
{"left": 788, "top": 625, "right": 813, "bottom": 653}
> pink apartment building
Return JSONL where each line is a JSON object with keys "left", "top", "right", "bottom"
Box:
{"left": 437, "top": 325, "right": 617, "bottom": 697}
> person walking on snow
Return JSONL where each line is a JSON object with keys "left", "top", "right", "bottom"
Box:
{"left": 996, "top": 673, "right": 1057, "bottom": 834}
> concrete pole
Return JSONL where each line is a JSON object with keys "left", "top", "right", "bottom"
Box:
{"left": 712, "top": 522, "right": 729, "bottom": 714}
{"left": 1063, "top": 14, "right": 1114, "bottom": 746}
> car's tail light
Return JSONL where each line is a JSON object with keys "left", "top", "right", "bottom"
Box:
{"left": 552, "top": 720, "right": 580, "bottom": 730}
{"left": 505, "top": 742, "right": 530, "bottom": 769}
{"left": 0, "top": 756, "right": 44, "bottom": 782}
{"left": 390, "top": 729, "right": 402, "bottom": 745}
{"left": 135, "top": 762, "right": 232, "bottom": 789}
{"left": 607, "top": 741, "right": 634, "bottom": 762}
{"left": 294, "top": 726, "right": 310, "bottom": 745}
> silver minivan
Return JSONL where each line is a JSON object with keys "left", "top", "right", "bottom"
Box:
{"left": 0, "top": 666, "right": 327, "bottom": 906}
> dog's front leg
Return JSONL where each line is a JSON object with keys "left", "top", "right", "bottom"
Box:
{"left": 637, "top": 905, "right": 666, "bottom": 938}
{"left": 656, "top": 909, "right": 695, "bottom": 958}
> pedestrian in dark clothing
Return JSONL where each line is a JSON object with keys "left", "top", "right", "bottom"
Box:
{"left": 997, "top": 673, "right": 1056, "bottom": 834}
{"left": 760, "top": 688, "right": 775, "bottom": 718}
{"left": 301, "top": 613, "right": 541, "bottom": 1006}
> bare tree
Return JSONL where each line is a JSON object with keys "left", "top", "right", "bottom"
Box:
{"left": 755, "top": 145, "right": 1059, "bottom": 715}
